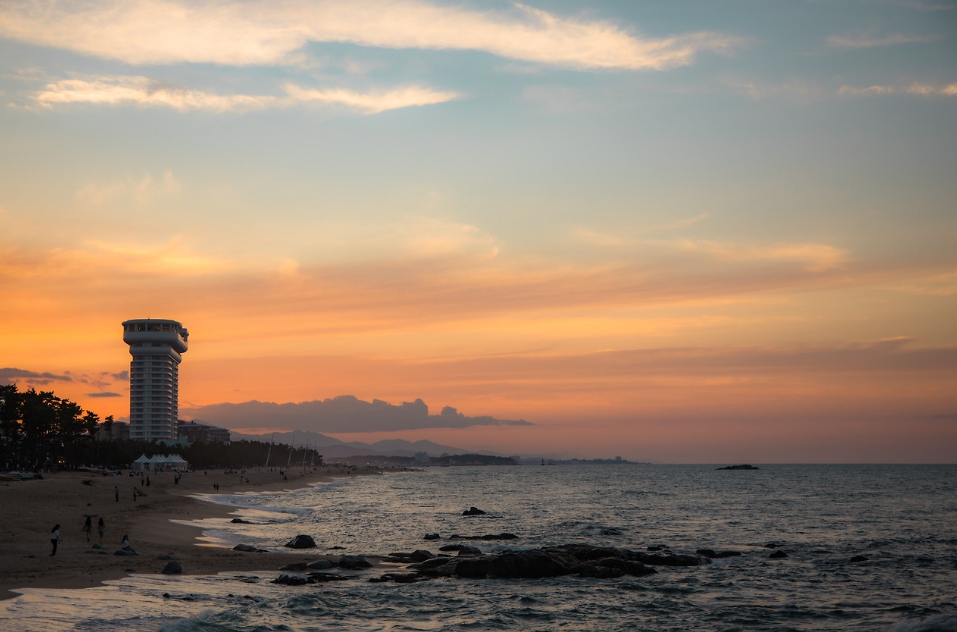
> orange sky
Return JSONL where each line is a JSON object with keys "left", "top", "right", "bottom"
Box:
{"left": 2, "top": 0, "right": 956, "bottom": 462}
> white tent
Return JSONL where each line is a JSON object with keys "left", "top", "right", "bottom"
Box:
{"left": 132, "top": 454, "right": 151, "bottom": 471}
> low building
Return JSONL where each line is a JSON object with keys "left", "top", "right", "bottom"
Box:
{"left": 176, "top": 419, "right": 230, "bottom": 445}
{"left": 96, "top": 421, "right": 130, "bottom": 442}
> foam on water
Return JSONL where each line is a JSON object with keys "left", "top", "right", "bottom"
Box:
{"left": 3, "top": 464, "right": 956, "bottom": 631}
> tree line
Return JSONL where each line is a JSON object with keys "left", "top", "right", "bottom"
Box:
{"left": 0, "top": 384, "right": 107, "bottom": 471}
{"left": 0, "top": 384, "right": 322, "bottom": 470}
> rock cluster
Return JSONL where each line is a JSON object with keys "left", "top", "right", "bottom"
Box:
{"left": 284, "top": 534, "right": 317, "bottom": 549}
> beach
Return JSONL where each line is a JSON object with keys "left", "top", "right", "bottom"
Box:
{"left": 0, "top": 466, "right": 383, "bottom": 599}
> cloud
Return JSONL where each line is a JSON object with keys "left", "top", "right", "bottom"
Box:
{"left": 674, "top": 239, "right": 850, "bottom": 272}
{"left": 0, "top": 367, "right": 73, "bottom": 383}
{"left": 283, "top": 83, "right": 460, "bottom": 114}
{"left": 0, "top": 0, "right": 742, "bottom": 70}
{"left": 826, "top": 33, "right": 938, "bottom": 48}
{"left": 183, "top": 395, "right": 531, "bottom": 432}
{"left": 75, "top": 170, "right": 180, "bottom": 206}
{"left": 87, "top": 391, "right": 122, "bottom": 398}
{"left": 838, "top": 83, "right": 957, "bottom": 97}
{"left": 32, "top": 76, "right": 460, "bottom": 113}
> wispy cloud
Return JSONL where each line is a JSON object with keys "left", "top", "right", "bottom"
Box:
{"left": 32, "top": 76, "right": 460, "bottom": 113}
{"left": 0, "top": 0, "right": 743, "bottom": 70}
{"left": 675, "top": 239, "right": 850, "bottom": 272}
{"left": 827, "top": 33, "right": 938, "bottom": 49}
{"left": 0, "top": 367, "right": 73, "bottom": 383}
{"left": 839, "top": 82, "right": 957, "bottom": 97}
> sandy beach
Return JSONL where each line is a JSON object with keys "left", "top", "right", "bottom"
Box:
{"left": 0, "top": 466, "right": 386, "bottom": 599}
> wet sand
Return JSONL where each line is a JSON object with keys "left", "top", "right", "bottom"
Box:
{"left": 0, "top": 466, "right": 385, "bottom": 599}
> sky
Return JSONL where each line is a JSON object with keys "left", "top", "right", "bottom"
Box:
{"left": 1, "top": 0, "right": 955, "bottom": 463}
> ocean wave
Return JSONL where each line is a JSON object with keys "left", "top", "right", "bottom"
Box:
{"left": 891, "top": 613, "right": 957, "bottom": 632}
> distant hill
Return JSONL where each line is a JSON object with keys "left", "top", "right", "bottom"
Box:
{"left": 229, "top": 430, "right": 469, "bottom": 458}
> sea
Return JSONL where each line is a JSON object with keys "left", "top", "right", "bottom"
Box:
{"left": 3, "top": 464, "right": 956, "bottom": 631}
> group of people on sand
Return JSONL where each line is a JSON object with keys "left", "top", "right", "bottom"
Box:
{"left": 50, "top": 518, "right": 136, "bottom": 557}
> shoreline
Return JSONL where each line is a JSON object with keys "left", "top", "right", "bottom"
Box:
{"left": 0, "top": 466, "right": 391, "bottom": 600}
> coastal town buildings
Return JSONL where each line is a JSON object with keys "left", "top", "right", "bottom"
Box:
{"left": 122, "top": 318, "right": 188, "bottom": 442}
{"left": 176, "top": 419, "right": 230, "bottom": 445}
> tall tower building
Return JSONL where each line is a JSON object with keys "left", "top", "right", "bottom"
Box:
{"left": 122, "top": 318, "right": 189, "bottom": 442}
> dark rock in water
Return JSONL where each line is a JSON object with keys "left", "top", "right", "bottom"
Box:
{"left": 849, "top": 555, "right": 868, "bottom": 563}
{"left": 456, "top": 550, "right": 572, "bottom": 579}
{"left": 231, "top": 518, "right": 252, "bottom": 524}
{"left": 696, "top": 549, "right": 742, "bottom": 559}
{"left": 338, "top": 555, "right": 372, "bottom": 569}
{"left": 440, "top": 544, "right": 474, "bottom": 552}
{"left": 306, "top": 559, "right": 334, "bottom": 570}
{"left": 279, "top": 562, "right": 309, "bottom": 571}
{"left": 483, "top": 533, "right": 518, "bottom": 541}
{"left": 163, "top": 593, "right": 170, "bottom": 599}
{"left": 647, "top": 545, "right": 664, "bottom": 551}
{"left": 449, "top": 533, "right": 518, "bottom": 541}
{"left": 233, "top": 544, "right": 265, "bottom": 553}
{"left": 307, "top": 572, "right": 353, "bottom": 582}
{"left": 424, "top": 533, "right": 440, "bottom": 540}
{"left": 764, "top": 543, "right": 781, "bottom": 549}
{"left": 285, "top": 534, "right": 317, "bottom": 549}
{"left": 327, "top": 545, "right": 345, "bottom": 550}
{"left": 599, "top": 528, "right": 622, "bottom": 536}
{"left": 456, "top": 545, "right": 483, "bottom": 557}
{"left": 369, "top": 573, "right": 431, "bottom": 584}
{"left": 462, "top": 507, "right": 486, "bottom": 516}
{"left": 272, "top": 574, "right": 310, "bottom": 586}
{"left": 410, "top": 550, "right": 434, "bottom": 562}
{"left": 716, "top": 464, "right": 759, "bottom": 470}
{"left": 410, "top": 557, "right": 456, "bottom": 570}
{"left": 161, "top": 561, "right": 182, "bottom": 575}
{"left": 769, "top": 550, "right": 788, "bottom": 559}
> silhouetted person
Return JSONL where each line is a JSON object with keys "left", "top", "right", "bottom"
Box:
{"left": 82, "top": 515, "right": 93, "bottom": 541}
{"left": 50, "top": 524, "right": 60, "bottom": 557}
{"left": 115, "top": 486, "right": 119, "bottom": 502}
{"left": 97, "top": 517, "right": 105, "bottom": 543}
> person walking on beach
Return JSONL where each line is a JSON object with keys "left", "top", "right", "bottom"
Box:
{"left": 82, "top": 515, "right": 93, "bottom": 541}
{"left": 50, "top": 525, "right": 60, "bottom": 557}
{"left": 97, "top": 517, "right": 105, "bottom": 543}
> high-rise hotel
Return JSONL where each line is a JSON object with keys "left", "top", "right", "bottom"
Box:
{"left": 122, "top": 318, "right": 189, "bottom": 442}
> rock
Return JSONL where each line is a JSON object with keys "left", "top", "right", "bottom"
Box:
{"left": 647, "top": 545, "right": 664, "bottom": 551}
{"left": 156, "top": 554, "right": 176, "bottom": 561}
{"left": 410, "top": 550, "right": 435, "bottom": 562}
{"left": 769, "top": 550, "right": 788, "bottom": 559}
{"left": 91, "top": 543, "right": 104, "bottom": 550}
{"left": 338, "top": 555, "right": 373, "bottom": 570}
{"left": 233, "top": 544, "right": 265, "bottom": 553}
{"left": 456, "top": 546, "right": 483, "bottom": 556}
{"left": 599, "top": 528, "right": 622, "bottom": 536}
{"left": 306, "top": 559, "right": 334, "bottom": 570}
{"left": 462, "top": 507, "right": 486, "bottom": 516}
{"left": 369, "top": 573, "right": 431, "bottom": 584}
{"left": 850, "top": 555, "right": 868, "bottom": 563}
{"left": 272, "top": 574, "right": 310, "bottom": 586}
{"left": 456, "top": 550, "right": 573, "bottom": 579}
{"left": 439, "top": 544, "right": 471, "bottom": 552}
{"left": 161, "top": 561, "right": 182, "bottom": 575}
{"left": 114, "top": 549, "right": 137, "bottom": 556}
{"left": 696, "top": 549, "right": 742, "bottom": 559}
{"left": 279, "top": 562, "right": 309, "bottom": 571}
{"left": 231, "top": 518, "right": 252, "bottom": 524}
{"left": 764, "top": 543, "right": 781, "bottom": 549}
{"left": 284, "top": 535, "right": 317, "bottom": 549}
{"left": 423, "top": 533, "right": 440, "bottom": 540}
{"left": 307, "top": 572, "right": 353, "bottom": 582}
{"left": 697, "top": 549, "right": 717, "bottom": 558}
{"left": 163, "top": 593, "right": 170, "bottom": 599}
{"left": 482, "top": 533, "right": 518, "bottom": 541}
